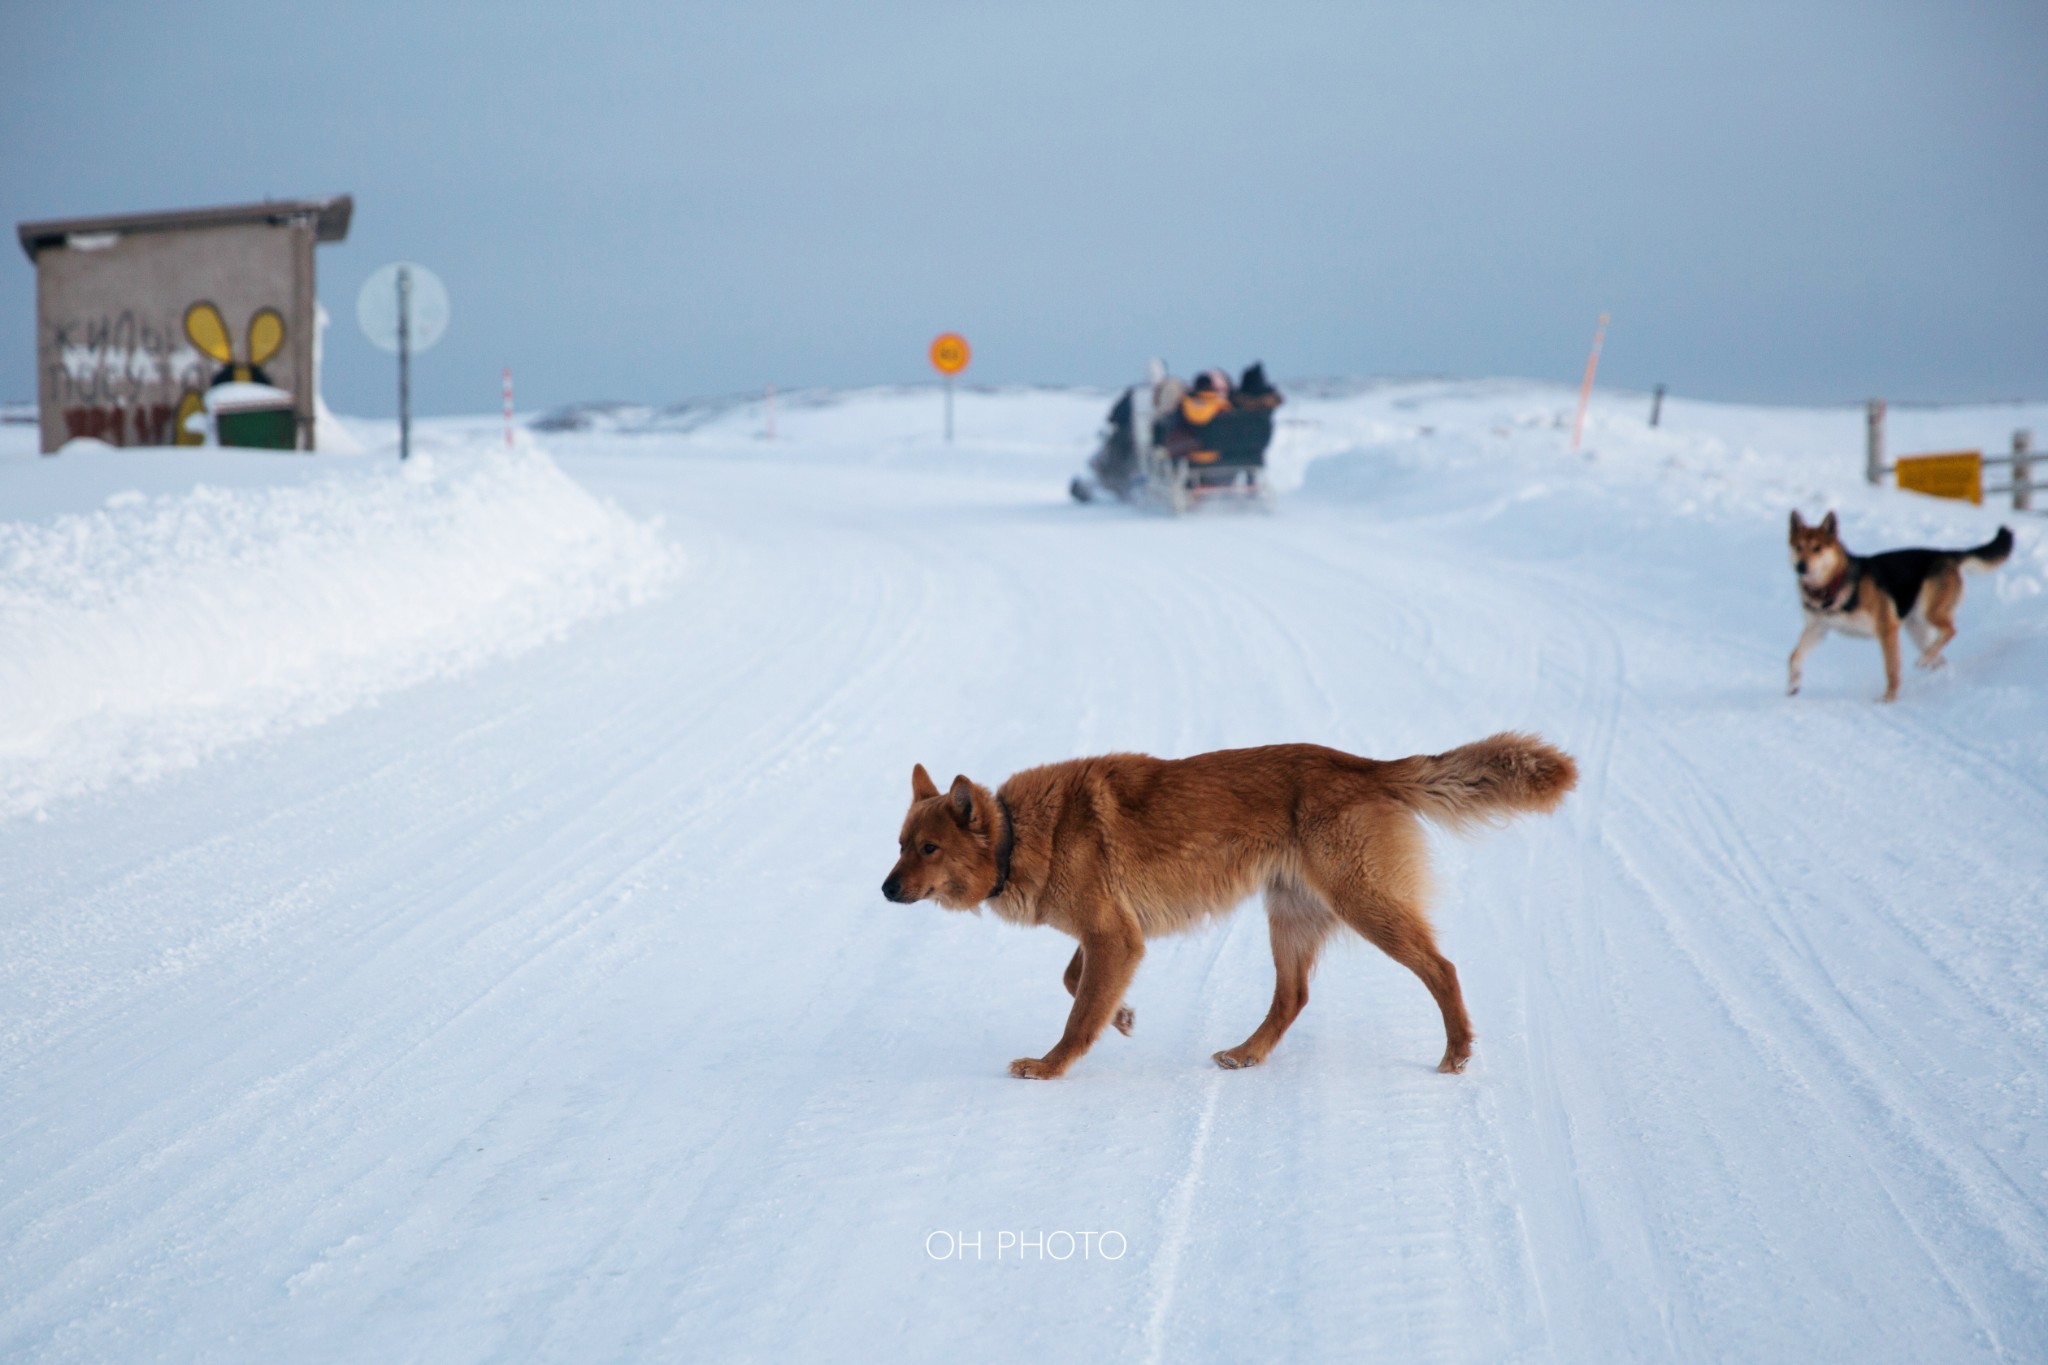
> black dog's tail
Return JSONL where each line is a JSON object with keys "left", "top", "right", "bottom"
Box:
{"left": 1962, "top": 526, "right": 2014, "bottom": 571}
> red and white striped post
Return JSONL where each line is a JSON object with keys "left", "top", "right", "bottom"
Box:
{"left": 1571, "top": 312, "right": 1608, "bottom": 453}
{"left": 502, "top": 366, "right": 514, "bottom": 449}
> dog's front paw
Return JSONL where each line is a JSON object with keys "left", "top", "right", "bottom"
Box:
{"left": 1212, "top": 1047, "right": 1261, "bottom": 1070}
{"left": 1787, "top": 681, "right": 1801, "bottom": 696}
{"left": 1113, "top": 1005, "right": 1135, "bottom": 1036}
{"left": 1008, "top": 1056, "right": 1065, "bottom": 1080}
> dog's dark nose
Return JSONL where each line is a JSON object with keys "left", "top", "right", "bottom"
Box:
{"left": 1795, "top": 559, "right": 1807, "bottom": 574}
{"left": 882, "top": 876, "right": 904, "bottom": 903}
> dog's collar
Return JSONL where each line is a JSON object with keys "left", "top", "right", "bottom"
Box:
{"left": 1804, "top": 563, "right": 1855, "bottom": 612}
{"left": 987, "top": 794, "right": 1016, "bottom": 900}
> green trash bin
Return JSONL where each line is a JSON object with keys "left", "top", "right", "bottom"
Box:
{"left": 206, "top": 382, "right": 299, "bottom": 451}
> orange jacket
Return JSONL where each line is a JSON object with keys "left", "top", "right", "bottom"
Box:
{"left": 1179, "top": 390, "right": 1230, "bottom": 426}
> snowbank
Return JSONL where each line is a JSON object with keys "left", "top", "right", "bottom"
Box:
{"left": 1273, "top": 379, "right": 2048, "bottom": 597}
{"left": 0, "top": 443, "right": 678, "bottom": 819}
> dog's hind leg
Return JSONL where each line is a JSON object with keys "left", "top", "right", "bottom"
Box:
{"left": 1064, "top": 945, "right": 1135, "bottom": 1036}
{"left": 1214, "top": 879, "right": 1335, "bottom": 1070}
{"left": 1913, "top": 575, "right": 1961, "bottom": 669}
{"left": 1336, "top": 890, "right": 1473, "bottom": 1073}
{"left": 1903, "top": 610, "right": 1935, "bottom": 663}
{"left": 1877, "top": 605, "right": 1903, "bottom": 702}
{"left": 1305, "top": 816, "right": 1474, "bottom": 1073}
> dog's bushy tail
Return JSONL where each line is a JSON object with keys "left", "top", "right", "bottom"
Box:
{"left": 1379, "top": 732, "right": 1578, "bottom": 832}
{"left": 1963, "top": 525, "right": 2014, "bottom": 571}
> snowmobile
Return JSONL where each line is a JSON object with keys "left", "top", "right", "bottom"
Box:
{"left": 1070, "top": 363, "right": 1279, "bottom": 514}
{"left": 1069, "top": 388, "right": 1143, "bottom": 504}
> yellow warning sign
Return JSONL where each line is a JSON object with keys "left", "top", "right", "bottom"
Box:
{"left": 1896, "top": 451, "right": 1982, "bottom": 505}
{"left": 929, "top": 333, "right": 970, "bottom": 376}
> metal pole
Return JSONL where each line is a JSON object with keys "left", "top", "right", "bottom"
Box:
{"left": 945, "top": 374, "right": 954, "bottom": 443}
{"left": 2014, "top": 429, "right": 2033, "bottom": 513}
{"left": 1649, "top": 383, "right": 1665, "bottom": 428}
{"left": 1865, "top": 399, "right": 1885, "bottom": 485}
{"left": 397, "top": 267, "right": 412, "bottom": 461}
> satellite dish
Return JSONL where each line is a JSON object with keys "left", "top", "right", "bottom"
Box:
{"left": 356, "top": 262, "right": 450, "bottom": 354}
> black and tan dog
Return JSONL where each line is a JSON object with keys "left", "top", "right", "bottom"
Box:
{"left": 1788, "top": 511, "right": 2013, "bottom": 702}
{"left": 881, "top": 735, "right": 1576, "bottom": 1079}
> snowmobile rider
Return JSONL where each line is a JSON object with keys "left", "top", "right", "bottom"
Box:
{"left": 1163, "top": 370, "right": 1233, "bottom": 465}
{"left": 1233, "top": 362, "right": 1283, "bottom": 413}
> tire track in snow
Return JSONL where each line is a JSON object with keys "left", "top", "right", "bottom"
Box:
{"left": 1141, "top": 1069, "right": 1222, "bottom": 1365}
{"left": 1515, "top": 553, "right": 2048, "bottom": 1359}
{"left": 1120, "top": 510, "right": 1544, "bottom": 1361}
{"left": 1618, "top": 726, "right": 2040, "bottom": 1356}
{"left": 1506, "top": 579, "right": 1650, "bottom": 1355}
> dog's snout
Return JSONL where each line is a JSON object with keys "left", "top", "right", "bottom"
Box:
{"left": 1796, "top": 558, "right": 1807, "bottom": 574}
{"left": 882, "top": 875, "right": 905, "bottom": 903}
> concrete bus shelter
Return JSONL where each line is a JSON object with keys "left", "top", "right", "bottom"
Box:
{"left": 16, "top": 195, "right": 352, "bottom": 454}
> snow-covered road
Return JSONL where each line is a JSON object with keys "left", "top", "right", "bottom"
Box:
{"left": 4, "top": 383, "right": 2045, "bottom": 1361}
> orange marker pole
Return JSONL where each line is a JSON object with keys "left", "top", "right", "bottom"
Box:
{"left": 1571, "top": 312, "right": 1608, "bottom": 452}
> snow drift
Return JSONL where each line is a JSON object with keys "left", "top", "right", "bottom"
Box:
{"left": 0, "top": 443, "right": 678, "bottom": 819}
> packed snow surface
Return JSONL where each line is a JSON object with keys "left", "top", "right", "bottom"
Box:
{"left": 1, "top": 381, "right": 2045, "bottom": 1361}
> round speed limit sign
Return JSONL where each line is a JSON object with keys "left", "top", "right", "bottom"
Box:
{"left": 929, "top": 333, "right": 971, "bottom": 375}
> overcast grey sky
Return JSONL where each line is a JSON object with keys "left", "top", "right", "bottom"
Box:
{"left": 4, "top": 1, "right": 2044, "bottom": 418}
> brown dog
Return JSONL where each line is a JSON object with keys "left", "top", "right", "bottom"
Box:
{"left": 1788, "top": 511, "right": 2013, "bottom": 702}
{"left": 881, "top": 734, "right": 1576, "bottom": 1079}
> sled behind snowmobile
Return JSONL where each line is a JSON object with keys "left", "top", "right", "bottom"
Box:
{"left": 1071, "top": 370, "right": 1279, "bottom": 514}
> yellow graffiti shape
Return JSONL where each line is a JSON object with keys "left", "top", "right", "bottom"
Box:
{"left": 185, "top": 302, "right": 234, "bottom": 363}
{"left": 174, "top": 390, "right": 206, "bottom": 445}
{"left": 247, "top": 308, "right": 285, "bottom": 366}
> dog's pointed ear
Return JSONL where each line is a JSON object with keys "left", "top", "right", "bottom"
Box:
{"left": 948, "top": 775, "right": 976, "bottom": 826}
{"left": 912, "top": 764, "right": 939, "bottom": 801}
{"left": 1790, "top": 509, "right": 1806, "bottom": 535}
{"left": 1820, "top": 511, "right": 1838, "bottom": 538}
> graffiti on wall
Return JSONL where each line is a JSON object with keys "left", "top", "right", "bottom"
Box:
{"left": 47, "top": 302, "right": 289, "bottom": 447}
{"left": 48, "top": 308, "right": 208, "bottom": 445}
